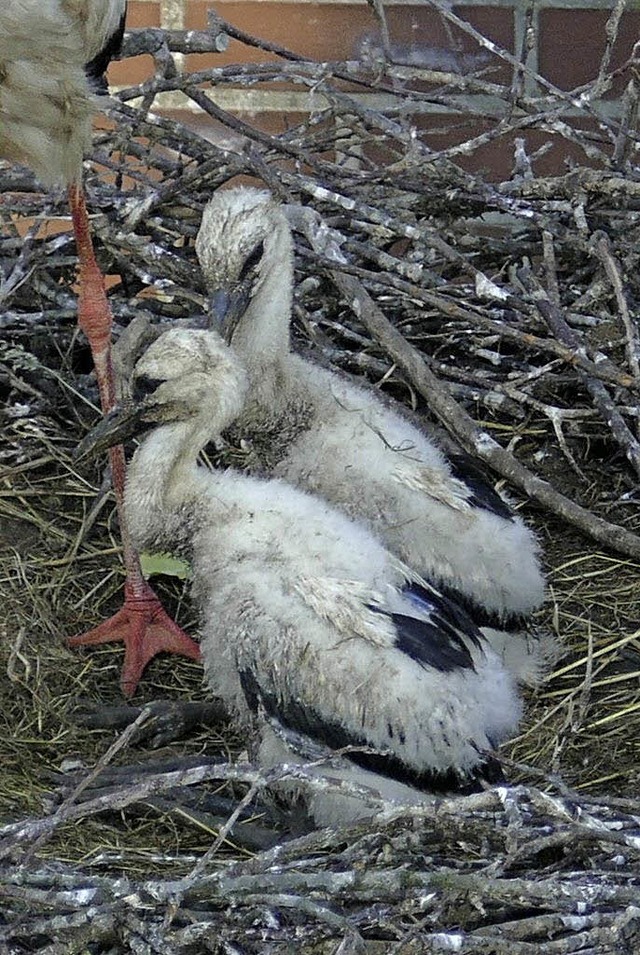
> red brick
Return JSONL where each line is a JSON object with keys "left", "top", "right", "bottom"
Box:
{"left": 182, "top": 4, "right": 513, "bottom": 83}
{"left": 539, "top": 9, "right": 640, "bottom": 93}
{"left": 164, "top": 107, "right": 308, "bottom": 139}
{"left": 184, "top": 2, "right": 376, "bottom": 67}
{"left": 413, "top": 113, "right": 604, "bottom": 180}
{"left": 108, "top": 1, "right": 162, "bottom": 86}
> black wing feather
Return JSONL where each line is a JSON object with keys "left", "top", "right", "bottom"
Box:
{"left": 389, "top": 581, "right": 484, "bottom": 673}
{"left": 449, "top": 452, "right": 514, "bottom": 520}
{"left": 239, "top": 668, "right": 500, "bottom": 795}
{"left": 392, "top": 614, "right": 476, "bottom": 672}
{"left": 85, "top": 7, "right": 127, "bottom": 92}
{"left": 434, "top": 580, "right": 530, "bottom": 632}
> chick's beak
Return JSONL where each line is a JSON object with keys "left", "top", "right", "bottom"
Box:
{"left": 74, "top": 401, "right": 149, "bottom": 464}
{"left": 208, "top": 282, "right": 251, "bottom": 342}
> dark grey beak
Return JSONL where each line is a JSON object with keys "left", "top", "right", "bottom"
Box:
{"left": 75, "top": 401, "right": 149, "bottom": 464}
{"left": 208, "top": 282, "right": 251, "bottom": 342}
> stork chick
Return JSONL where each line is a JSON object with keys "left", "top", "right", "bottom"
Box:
{"left": 78, "top": 327, "right": 523, "bottom": 826}
{"left": 196, "top": 187, "right": 553, "bottom": 687}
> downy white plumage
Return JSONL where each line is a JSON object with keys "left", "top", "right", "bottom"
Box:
{"left": 79, "top": 327, "right": 523, "bottom": 825}
{"left": 195, "top": 187, "right": 551, "bottom": 685}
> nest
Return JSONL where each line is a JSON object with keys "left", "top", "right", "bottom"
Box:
{"left": 1, "top": 4, "right": 640, "bottom": 950}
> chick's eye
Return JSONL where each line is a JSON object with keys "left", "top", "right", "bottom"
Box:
{"left": 239, "top": 240, "right": 265, "bottom": 281}
{"left": 133, "top": 374, "right": 165, "bottom": 401}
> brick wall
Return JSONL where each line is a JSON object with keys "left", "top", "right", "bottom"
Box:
{"left": 113, "top": 1, "right": 639, "bottom": 89}
{"left": 109, "top": 1, "right": 640, "bottom": 175}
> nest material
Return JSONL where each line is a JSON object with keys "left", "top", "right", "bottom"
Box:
{"left": 1, "top": 2, "right": 640, "bottom": 950}
{"left": 2, "top": 779, "right": 640, "bottom": 953}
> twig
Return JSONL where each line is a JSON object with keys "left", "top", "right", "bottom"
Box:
{"left": 517, "top": 263, "right": 640, "bottom": 480}
{"left": 329, "top": 266, "right": 640, "bottom": 558}
{"left": 590, "top": 230, "right": 640, "bottom": 385}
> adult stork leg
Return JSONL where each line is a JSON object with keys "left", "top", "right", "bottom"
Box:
{"left": 66, "top": 182, "right": 201, "bottom": 697}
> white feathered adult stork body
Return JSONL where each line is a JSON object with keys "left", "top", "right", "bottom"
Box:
{"left": 0, "top": 0, "right": 200, "bottom": 694}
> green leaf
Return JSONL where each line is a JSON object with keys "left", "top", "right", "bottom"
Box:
{"left": 140, "top": 551, "right": 192, "bottom": 580}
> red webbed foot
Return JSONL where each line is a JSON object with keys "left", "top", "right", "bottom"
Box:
{"left": 68, "top": 581, "right": 201, "bottom": 697}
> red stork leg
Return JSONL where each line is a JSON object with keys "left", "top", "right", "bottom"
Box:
{"left": 66, "top": 182, "right": 201, "bottom": 697}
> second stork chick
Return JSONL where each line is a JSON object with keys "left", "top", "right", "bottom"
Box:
{"left": 79, "top": 327, "right": 523, "bottom": 826}
{"left": 195, "top": 188, "right": 551, "bottom": 686}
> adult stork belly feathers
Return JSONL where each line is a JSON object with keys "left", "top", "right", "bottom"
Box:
{"left": 0, "top": 0, "right": 127, "bottom": 184}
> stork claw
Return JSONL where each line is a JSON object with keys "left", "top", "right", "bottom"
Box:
{"left": 68, "top": 581, "right": 201, "bottom": 697}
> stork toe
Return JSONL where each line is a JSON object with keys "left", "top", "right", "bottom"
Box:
{"left": 68, "top": 581, "right": 201, "bottom": 697}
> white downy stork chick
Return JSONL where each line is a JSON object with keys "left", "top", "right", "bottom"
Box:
{"left": 78, "top": 327, "right": 523, "bottom": 826}
{"left": 0, "top": 1, "right": 200, "bottom": 693}
{"left": 196, "top": 188, "right": 552, "bottom": 687}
